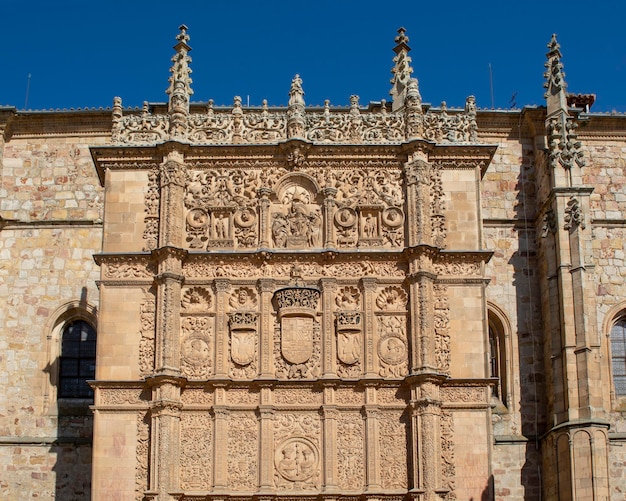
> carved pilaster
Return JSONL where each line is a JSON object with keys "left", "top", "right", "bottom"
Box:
{"left": 212, "top": 407, "right": 230, "bottom": 491}
{"left": 404, "top": 153, "right": 432, "bottom": 247}
{"left": 361, "top": 278, "right": 378, "bottom": 378}
{"left": 258, "top": 407, "right": 275, "bottom": 492}
{"left": 153, "top": 247, "right": 186, "bottom": 376}
{"left": 214, "top": 279, "right": 230, "bottom": 377}
{"left": 321, "top": 186, "right": 338, "bottom": 248}
{"left": 322, "top": 405, "right": 340, "bottom": 492}
{"left": 320, "top": 278, "right": 338, "bottom": 377}
{"left": 408, "top": 266, "right": 437, "bottom": 374}
{"left": 148, "top": 378, "right": 183, "bottom": 500}
{"left": 258, "top": 279, "right": 276, "bottom": 378}
{"left": 363, "top": 406, "right": 382, "bottom": 491}
{"left": 159, "top": 151, "right": 188, "bottom": 248}
{"left": 410, "top": 380, "right": 444, "bottom": 500}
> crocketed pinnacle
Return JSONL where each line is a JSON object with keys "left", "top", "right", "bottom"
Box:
{"left": 166, "top": 24, "right": 194, "bottom": 101}
{"left": 544, "top": 33, "right": 567, "bottom": 117}
{"left": 390, "top": 27, "right": 421, "bottom": 112}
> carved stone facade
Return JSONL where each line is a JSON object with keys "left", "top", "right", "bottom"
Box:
{"left": 2, "top": 26, "right": 626, "bottom": 501}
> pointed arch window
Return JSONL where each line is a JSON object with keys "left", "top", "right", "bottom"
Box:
{"left": 487, "top": 309, "right": 508, "bottom": 407}
{"left": 610, "top": 318, "right": 626, "bottom": 397}
{"left": 59, "top": 319, "right": 96, "bottom": 399}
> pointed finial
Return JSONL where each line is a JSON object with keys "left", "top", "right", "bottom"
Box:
{"left": 390, "top": 27, "right": 420, "bottom": 112}
{"left": 167, "top": 24, "right": 194, "bottom": 139}
{"left": 544, "top": 33, "right": 568, "bottom": 117}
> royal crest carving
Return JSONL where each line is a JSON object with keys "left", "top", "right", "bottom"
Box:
{"left": 336, "top": 286, "right": 361, "bottom": 309}
{"left": 229, "top": 312, "right": 258, "bottom": 378}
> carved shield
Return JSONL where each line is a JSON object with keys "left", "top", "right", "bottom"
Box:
{"left": 231, "top": 330, "right": 255, "bottom": 366}
{"left": 281, "top": 316, "right": 313, "bottom": 364}
{"left": 337, "top": 331, "right": 360, "bottom": 365}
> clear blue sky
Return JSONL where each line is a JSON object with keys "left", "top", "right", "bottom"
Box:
{"left": 2, "top": 1, "right": 625, "bottom": 112}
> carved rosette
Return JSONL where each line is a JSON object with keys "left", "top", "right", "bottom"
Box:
{"left": 273, "top": 413, "right": 321, "bottom": 490}
{"left": 180, "top": 316, "right": 213, "bottom": 379}
{"left": 274, "top": 287, "right": 321, "bottom": 379}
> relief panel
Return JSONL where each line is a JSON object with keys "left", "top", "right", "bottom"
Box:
{"left": 227, "top": 411, "right": 258, "bottom": 490}
{"left": 180, "top": 412, "right": 213, "bottom": 491}
{"left": 379, "top": 410, "right": 408, "bottom": 489}
{"left": 337, "top": 412, "right": 365, "bottom": 490}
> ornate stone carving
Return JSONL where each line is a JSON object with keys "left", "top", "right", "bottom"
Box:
{"left": 337, "top": 413, "right": 365, "bottom": 490}
{"left": 143, "top": 165, "right": 160, "bottom": 251}
{"left": 271, "top": 185, "right": 322, "bottom": 249}
{"left": 434, "top": 284, "right": 451, "bottom": 375}
{"left": 181, "top": 388, "right": 213, "bottom": 405}
{"left": 432, "top": 257, "right": 481, "bottom": 276}
{"left": 335, "top": 386, "right": 364, "bottom": 406}
{"left": 180, "top": 412, "right": 212, "bottom": 491}
{"left": 139, "top": 292, "right": 156, "bottom": 377}
{"left": 564, "top": 195, "right": 585, "bottom": 231}
{"left": 273, "top": 413, "right": 321, "bottom": 490}
{"left": 430, "top": 162, "right": 447, "bottom": 248}
{"left": 377, "top": 316, "right": 408, "bottom": 378}
{"left": 104, "top": 257, "right": 155, "bottom": 279}
{"left": 180, "top": 316, "right": 213, "bottom": 379}
{"left": 229, "top": 287, "right": 258, "bottom": 311}
{"left": 379, "top": 411, "right": 408, "bottom": 489}
{"left": 441, "top": 386, "right": 485, "bottom": 403}
{"left": 135, "top": 412, "right": 150, "bottom": 501}
{"left": 274, "top": 387, "right": 323, "bottom": 406}
{"left": 181, "top": 287, "right": 212, "bottom": 312}
{"left": 376, "top": 286, "right": 408, "bottom": 311}
{"left": 227, "top": 412, "right": 258, "bottom": 490}
{"left": 99, "top": 388, "right": 146, "bottom": 406}
{"left": 377, "top": 386, "right": 408, "bottom": 405}
{"left": 335, "top": 286, "right": 361, "bottom": 309}
{"left": 227, "top": 388, "right": 259, "bottom": 406}
{"left": 440, "top": 410, "right": 456, "bottom": 499}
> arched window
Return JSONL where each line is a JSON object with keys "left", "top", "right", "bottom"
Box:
{"left": 487, "top": 308, "right": 508, "bottom": 407}
{"left": 610, "top": 318, "right": 626, "bottom": 397}
{"left": 59, "top": 319, "right": 97, "bottom": 399}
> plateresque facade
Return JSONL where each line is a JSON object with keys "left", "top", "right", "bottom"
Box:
{"left": 1, "top": 27, "right": 626, "bottom": 500}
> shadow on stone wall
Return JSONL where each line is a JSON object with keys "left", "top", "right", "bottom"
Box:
{"left": 509, "top": 143, "right": 545, "bottom": 499}
{"left": 43, "top": 286, "right": 94, "bottom": 500}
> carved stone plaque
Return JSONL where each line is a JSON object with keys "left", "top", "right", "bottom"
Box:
{"left": 281, "top": 317, "right": 313, "bottom": 364}
{"left": 274, "top": 437, "right": 319, "bottom": 483}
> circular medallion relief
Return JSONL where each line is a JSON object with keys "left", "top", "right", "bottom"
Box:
{"left": 274, "top": 437, "right": 319, "bottom": 482}
{"left": 186, "top": 208, "right": 209, "bottom": 228}
{"left": 334, "top": 207, "right": 357, "bottom": 228}
{"left": 378, "top": 336, "right": 406, "bottom": 365}
{"left": 234, "top": 207, "right": 256, "bottom": 227}
{"left": 382, "top": 207, "right": 404, "bottom": 228}
{"left": 182, "top": 336, "right": 210, "bottom": 365}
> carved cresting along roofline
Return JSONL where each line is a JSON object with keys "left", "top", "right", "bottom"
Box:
{"left": 110, "top": 27, "right": 480, "bottom": 147}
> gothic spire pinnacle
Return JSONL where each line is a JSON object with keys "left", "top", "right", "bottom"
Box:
{"left": 544, "top": 33, "right": 568, "bottom": 117}
{"left": 390, "top": 27, "right": 421, "bottom": 112}
{"left": 167, "top": 24, "right": 194, "bottom": 138}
